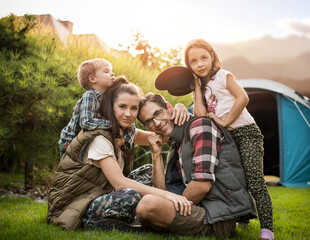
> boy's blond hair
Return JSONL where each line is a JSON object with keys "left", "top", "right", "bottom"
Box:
{"left": 77, "top": 58, "right": 112, "bottom": 90}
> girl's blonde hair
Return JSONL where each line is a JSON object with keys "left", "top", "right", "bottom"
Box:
{"left": 77, "top": 58, "right": 112, "bottom": 90}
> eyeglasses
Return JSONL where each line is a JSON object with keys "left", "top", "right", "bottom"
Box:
{"left": 144, "top": 109, "right": 164, "bottom": 128}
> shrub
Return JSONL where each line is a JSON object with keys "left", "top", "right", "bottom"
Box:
{"left": 0, "top": 13, "right": 36, "bottom": 56}
{"left": 0, "top": 13, "right": 192, "bottom": 187}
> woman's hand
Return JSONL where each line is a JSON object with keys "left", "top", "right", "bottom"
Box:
{"left": 171, "top": 103, "right": 191, "bottom": 126}
{"left": 165, "top": 192, "right": 193, "bottom": 216}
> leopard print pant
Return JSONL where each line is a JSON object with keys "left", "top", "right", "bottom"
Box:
{"left": 230, "top": 123, "right": 274, "bottom": 232}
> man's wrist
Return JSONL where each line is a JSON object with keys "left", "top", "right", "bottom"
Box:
{"left": 152, "top": 152, "right": 162, "bottom": 160}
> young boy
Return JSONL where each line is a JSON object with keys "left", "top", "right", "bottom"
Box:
{"left": 58, "top": 58, "right": 129, "bottom": 157}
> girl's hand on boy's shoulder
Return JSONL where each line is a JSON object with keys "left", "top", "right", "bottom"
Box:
{"left": 171, "top": 103, "right": 191, "bottom": 126}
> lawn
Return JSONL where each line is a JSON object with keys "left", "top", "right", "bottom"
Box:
{"left": 0, "top": 187, "right": 309, "bottom": 240}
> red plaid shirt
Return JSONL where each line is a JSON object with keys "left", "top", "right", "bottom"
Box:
{"left": 176, "top": 118, "right": 223, "bottom": 183}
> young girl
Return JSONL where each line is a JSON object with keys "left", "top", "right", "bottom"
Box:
{"left": 184, "top": 39, "right": 274, "bottom": 240}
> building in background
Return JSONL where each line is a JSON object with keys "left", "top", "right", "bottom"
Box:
{"left": 35, "top": 14, "right": 111, "bottom": 53}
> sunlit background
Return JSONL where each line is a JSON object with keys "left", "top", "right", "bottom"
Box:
{"left": 1, "top": 0, "right": 310, "bottom": 97}
{"left": 0, "top": 0, "right": 310, "bottom": 191}
{"left": 1, "top": 0, "right": 309, "bottom": 50}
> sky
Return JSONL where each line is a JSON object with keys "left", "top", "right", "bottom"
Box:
{"left": 1, "top": 0, "right": 310, "bottom": 50}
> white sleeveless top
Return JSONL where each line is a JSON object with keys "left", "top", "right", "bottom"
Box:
{"left": 203, "top": 69, "right": 255, "bottom": 129}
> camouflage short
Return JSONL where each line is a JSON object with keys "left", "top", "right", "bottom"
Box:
{"left": 82, "top": 164, "right": 153, "bottom": 224}
{"left": 83, "top": 188, "right": 141, "bottom": 223}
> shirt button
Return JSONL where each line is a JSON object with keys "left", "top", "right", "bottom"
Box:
{"left": 226, "top": 190, "right": 231, "bottom": 195}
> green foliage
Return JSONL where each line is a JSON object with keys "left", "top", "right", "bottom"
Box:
{"left": 0, "top": 13, "right": 36, "bottom": 56}
{"left": 0, "top": 14, "right": 82, "bottom": 174}
{"left": 0, "top": 46, "right": 79, "bottom": 171}
{"left": 33, "top": 166, "right": 55, "bottom": 188}
{"left": 0, "top": 187, "right": 309, "bottom": 239}
{"left": 0, "top": 14, "right": 192, "bottom": 181}
{"left": 0, "top": 173, "right": 24, "bottom": 188}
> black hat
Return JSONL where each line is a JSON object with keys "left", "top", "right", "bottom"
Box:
{"left": 155, "top": 66, "right": 194, "bottom": 96}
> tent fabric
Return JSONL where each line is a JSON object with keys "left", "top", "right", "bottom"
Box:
{"left": 278, "top": 96, "right": 310, "bottom": 187}
{"left": 189, "top": 79, "right": 310, "bottom": 187}
{"left": 239, "top": 79, "right": 310, "bottom": 187}
{"left": 238, "top": 79, "right": 310, "bottom": 109}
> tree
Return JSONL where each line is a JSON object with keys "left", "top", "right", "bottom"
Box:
{"left": 129, "top": 31, "right": 157, "bottom": 68}
{"left": 154, "top": 47, "right": 183, "bottom": 70}
{"left": 0, "top": 14, "right": 193, "bottom": 190}
{"left": 0, "top": 13, "right": 36, "bottom": 56}
{"left": 0, "top": 14, "right": 81, "bottom": 188}
{"left": 127, "top": 30, "right": 183, "bottom": 70}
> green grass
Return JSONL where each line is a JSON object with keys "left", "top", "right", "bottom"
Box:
{"left": 0, "top": 173, "right": 24, "bottom": 188}
{"left": 0, "top": 187, "right": 309, "bottom": 240}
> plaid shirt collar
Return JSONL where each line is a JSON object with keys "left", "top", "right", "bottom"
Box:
{"left": 89, "top": 88, "right": 102, "bottom": 98}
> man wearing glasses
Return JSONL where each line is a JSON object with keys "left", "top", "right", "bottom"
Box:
{"left": 136, "top": 93, "right": 256, "bottom": 238}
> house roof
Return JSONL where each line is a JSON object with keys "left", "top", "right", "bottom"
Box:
{"left": 37, "top": 14, "right": 72, "bottom": 42}
{"left": 35, "top": 14, "right": 110, "bottom": 52}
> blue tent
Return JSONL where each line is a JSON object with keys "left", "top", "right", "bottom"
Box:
{"left": 189, "top": 79, "right": 310, "bottom": 187}
{"left": 238, "top": 79, "right": 310, "bottom": 187}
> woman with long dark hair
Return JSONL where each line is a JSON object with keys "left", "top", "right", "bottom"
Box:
{"left": 47, "top": 77, "right": 192, "bottom": 231}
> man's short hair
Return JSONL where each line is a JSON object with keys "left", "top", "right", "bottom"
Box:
{"left": 77, "top": 58, "right": 112, "bottom": 90}
{"left": 138, "top": 92, "right": 167, "bottom": 123}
